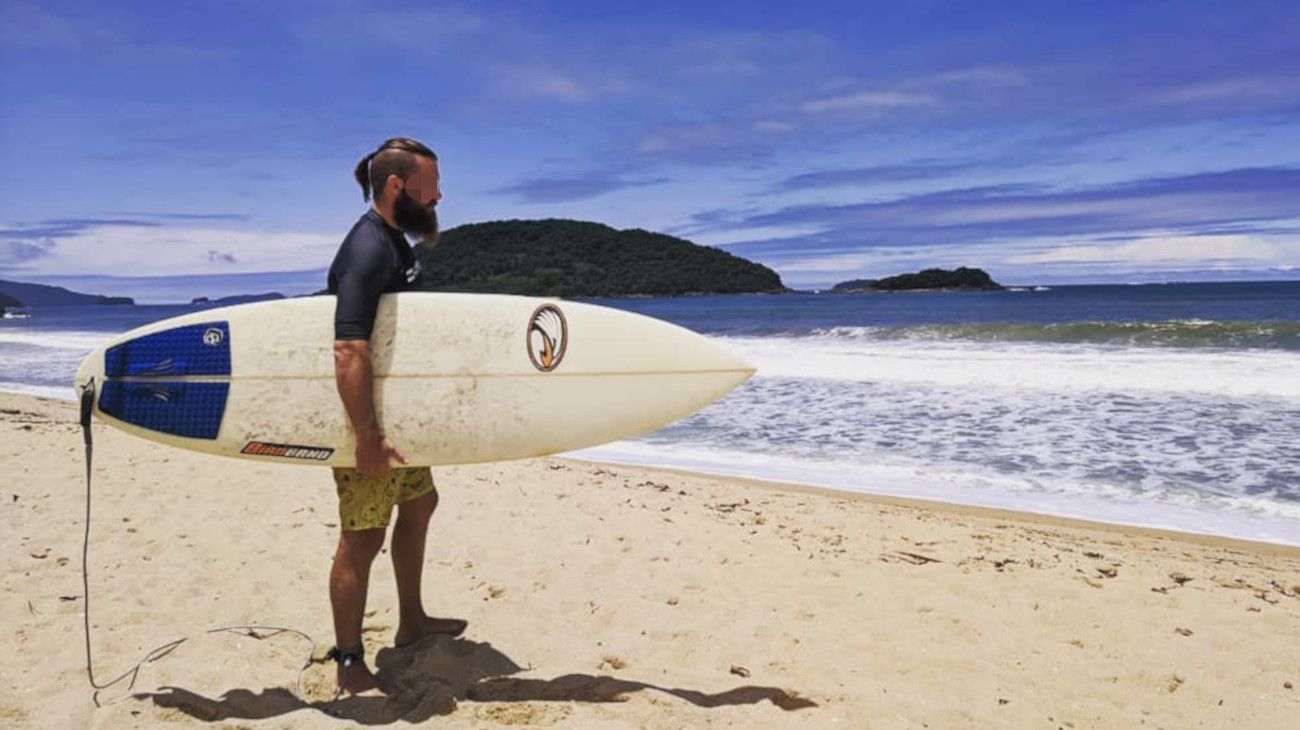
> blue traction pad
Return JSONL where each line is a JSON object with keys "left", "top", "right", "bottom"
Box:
{"left": 98, "top": 381, "right": 229, "bottom": 440}
{"left": 105, "top": 322, "right": 231, "bottom": 377}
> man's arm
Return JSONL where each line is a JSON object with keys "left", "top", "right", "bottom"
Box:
{"left": 334, "top": 339, "right": 406, "bottom": 475}
{"left": 332, "top": 237, "right": 407, "bottom": 475}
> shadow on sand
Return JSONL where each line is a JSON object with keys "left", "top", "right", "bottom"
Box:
{"left": 133, "top": 636, "right": 817, "bottom": 723}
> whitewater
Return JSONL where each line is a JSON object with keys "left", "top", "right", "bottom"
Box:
{"left": 3, "top": 282, "right": 1299, "bottom": 544}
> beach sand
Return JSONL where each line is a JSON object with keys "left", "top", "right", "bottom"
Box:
{"left": 2, "top": 391, "right": 1298, "bottom": 728}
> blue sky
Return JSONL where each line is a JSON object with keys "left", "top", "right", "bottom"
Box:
{"left": 1, "top": 0, "right": 1298, "bottom": 301}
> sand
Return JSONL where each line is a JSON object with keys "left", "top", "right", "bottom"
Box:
{"left": 2, "top": 391, "right": 1298, "bottom": 729}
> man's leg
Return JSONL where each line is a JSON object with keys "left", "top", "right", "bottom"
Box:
{"left": 391, "top": 485, "right": 467, "bottom": 646}
{"left": 330, "top": 526, "right": 387, "bottom": 694}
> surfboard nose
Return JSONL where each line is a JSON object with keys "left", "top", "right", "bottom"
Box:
{"left": 683, "top": 329, "right": 756, "bottom": 379}
{"left": 708, "top": 340, "right": 756, "bottom": 390}
{"left": 719, "top": 344, "right": 756, "bottom": 377}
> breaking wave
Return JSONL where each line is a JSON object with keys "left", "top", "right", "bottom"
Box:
{"left": 805, "top": 319, "right": 1300, "bottom": 350}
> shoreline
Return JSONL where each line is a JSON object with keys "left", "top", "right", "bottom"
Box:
{"left": 563, "top": 456, "right": 1300, "bottom": 559}
{"left": 4, "top": 387, "right": 1297, "bottom": 553}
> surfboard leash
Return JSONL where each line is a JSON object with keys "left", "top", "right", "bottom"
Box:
{"left": 77, "top": 378, "right": 320, "bottom": 707}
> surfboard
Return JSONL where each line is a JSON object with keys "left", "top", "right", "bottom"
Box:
{"left": 72, "top": 292, "right": 754, "bottom": 467}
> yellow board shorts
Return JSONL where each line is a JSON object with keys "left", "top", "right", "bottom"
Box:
{"left": 333, "top": 466, "right": 437, "bottom": 532}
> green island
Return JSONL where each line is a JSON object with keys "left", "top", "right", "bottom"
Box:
{"left": 415, "top": 219, "right": 787, "bottom": 297}
{"left": 831, "top": 267, "right": 1004, "bottom": 292}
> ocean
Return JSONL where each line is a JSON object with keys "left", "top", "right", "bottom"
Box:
{"left": 3, "top": 281, "right": 1298, "bottom": 545}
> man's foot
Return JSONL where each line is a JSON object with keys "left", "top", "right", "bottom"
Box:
{"left": 334, "top": 659, "right": 393, "bottom": 699}
{"left": 394, "top": 614, "right": 468, "bottom": 647}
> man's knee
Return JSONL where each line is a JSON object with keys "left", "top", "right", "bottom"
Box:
{"left": 398, "top": 487, "right": 438, "bottom": 523}
{"left": 336, "top": 527, "right": 385, "bottom": 564}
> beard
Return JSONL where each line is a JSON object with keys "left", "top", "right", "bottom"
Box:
{"left": 392, "top": 186, "right": 439, "bottom": 241}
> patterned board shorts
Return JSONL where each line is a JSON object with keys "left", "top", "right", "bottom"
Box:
{"left": 333, "top": 466, "right": 437, "bottom": 532}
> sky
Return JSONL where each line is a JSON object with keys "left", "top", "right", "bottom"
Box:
{"left": 1, "top": 0, "right": 1299, "bottom": 301}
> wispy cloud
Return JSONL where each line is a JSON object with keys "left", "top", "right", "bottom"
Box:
{"left": 707, "top": 167, "right": 1300, "bottom": 250}
{"left": 771, "top": 159, "right": 983, "bottom": 193}
{"left": 23, "top": 269, "right": 330, "bottom": 304}
{"left": 0, "top": 239, "right": 55, "bottom": 266}
{"left": 800, "top": 90, "right": 935, "bottom": 115}
{"left": 629, "top": 118, "right": 803, "bottom": 164}
{"left": 113, "top": 212, "right": 251, "bottom": 222}
{"left": 0, "top": 219, "right": 336, "bottom": 277}
{"left": 699, "top": 167, "right": 1300, "bottom": 286}
{"left": 492, "top": 169, "right": 670, "bottom": 203}
{"left": 0, "top": 218, "right": 162, "bottom": 240}
{"left": 798, "top": 65, "right": 1025, "bottom": 116}
{"left": 490, "top": 65, "right": 630, "bottom": 103}
{"left": 1149, "top": 75, "right": 1300, "bottom": 105}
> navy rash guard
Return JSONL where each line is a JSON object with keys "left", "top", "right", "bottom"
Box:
{"left": 327, "top": 209, "right": 422, "bottom": 340}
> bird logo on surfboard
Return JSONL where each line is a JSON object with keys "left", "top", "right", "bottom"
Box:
{"left": 527, "top": 304, "right": 567, "bottom": 372}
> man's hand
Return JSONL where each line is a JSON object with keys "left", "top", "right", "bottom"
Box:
{"left": 355, "top": 433, "right": 408, "bottom": 477}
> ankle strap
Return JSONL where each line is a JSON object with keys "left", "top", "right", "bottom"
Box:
{"left": 326, "top": 645, "right": 364, "bottom": 667}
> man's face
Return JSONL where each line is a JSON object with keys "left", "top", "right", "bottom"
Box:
{"left": 391, "top": 157, "right": 442, "bottom": 238}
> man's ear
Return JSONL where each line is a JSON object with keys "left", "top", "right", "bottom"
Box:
{"left": 382, "top": 173, "right": 402, "bottom": 199}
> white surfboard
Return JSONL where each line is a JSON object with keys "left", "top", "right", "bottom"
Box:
{"left": 73, "top": 293, "right": 754, "bottom": 467}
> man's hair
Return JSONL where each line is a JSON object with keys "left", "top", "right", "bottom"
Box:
{"left": 353, "top": 137, "right": 438, "bottom": 202}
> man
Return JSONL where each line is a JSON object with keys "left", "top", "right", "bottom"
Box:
{"left": 327, "top": 137, "right": 466, "bottom": 697}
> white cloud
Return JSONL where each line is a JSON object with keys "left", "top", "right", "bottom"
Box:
{"left": 2, "top": 224, "right": 340, "bottom": 277}
{"left": 1003, "top": 232, "right": 1287, "bottom": 266}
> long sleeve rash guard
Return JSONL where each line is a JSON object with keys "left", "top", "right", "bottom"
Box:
{"left": 327, "top": 209, "right": 422, "bottom": 340}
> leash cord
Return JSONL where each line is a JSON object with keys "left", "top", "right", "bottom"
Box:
{"left": 78, "top": 379, "right": 318, "bottom": 706}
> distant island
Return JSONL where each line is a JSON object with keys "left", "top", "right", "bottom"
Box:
{"left": 832, "top": 267, "right": 1004, "bottom": 292}
{"left": 0, "top": 278, "right": 134, "bottom": 306}
{"left": 416, "top": 219, "right": 787, "bottom": 297}
{"left": 192, "top": 292, "right": 286, "bottom": 306}
{"left": 0, "top": 291, "right": 21, "bottom": 316}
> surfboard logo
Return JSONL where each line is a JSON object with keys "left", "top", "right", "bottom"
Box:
{"left": 203, "top": 327, "right": 224, "bottom": 347}
{"left": 527, "top": 304, "right": 568, "bottom": 372}
{"left": 241, "top": 441, "right": 334, "bottom": 461}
